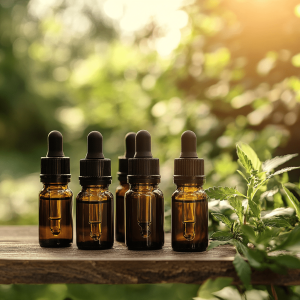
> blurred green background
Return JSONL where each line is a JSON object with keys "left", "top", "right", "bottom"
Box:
{"left": 1, "top": 0, "right": 300, "bottom": 299}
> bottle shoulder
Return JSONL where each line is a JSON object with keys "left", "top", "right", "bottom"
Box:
{"left": 76, "top": 188, "right": 113, "bottom": 202}
{"left": 172, "top": 188, "right": 207, "bottom": 201}
{"left": 39, "top": 186, "right": 73, "bottom": 199}
{"left": 125, "top": 188, "right": 164, "bottom": 199}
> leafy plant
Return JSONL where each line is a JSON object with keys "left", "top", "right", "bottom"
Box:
{"left": 205, "top": 143, "right": 300, "bottom": 295}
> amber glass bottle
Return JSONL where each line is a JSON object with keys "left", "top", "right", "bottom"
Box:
{"left": 39, "top": 131, "right": 73, "bottom": 248}
{"left": 76, "top": 131, "right": 113, "bottom": 250}
{"left": 125, "top": 130, "right": 164, "bottom": 250}
{"left": 172, "top": 131, "right": 208, "bottom": 252}
{"left": 116, "top": 132, "right": 135, "bottom": 242}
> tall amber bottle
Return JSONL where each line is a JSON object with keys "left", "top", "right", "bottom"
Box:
{"left": 125, "top": 130, "right": 164, "bottom": 250}
{"left": 39, "top": 131, "right": 73, "bottom": 248}
{"left": 172, "top": 131, "right": 208, "bottom": 252}
{"left": 76, "top": 131, "right": 114, "bottom": 250}
{"left": 116, "top": 132, "right": 136, "bottom": 242}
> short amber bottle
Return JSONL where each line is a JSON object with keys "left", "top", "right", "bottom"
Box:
{"left": 172, "top": 131, "right": 208, "bottom": 252}
{"left": 125, "top": 130, "right": 164, "bottom": 250}
{"left": 76, "top": 131, "right": 114, "bottom": 250}
{"left": 39, "top": 131, "right": 73, "bottom": 248}
{"left": 116, "top": 132, "right": 136, "bottom": 242}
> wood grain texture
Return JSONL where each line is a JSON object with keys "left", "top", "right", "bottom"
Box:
{"left": 0, "top": 226, "right": 299, "bottom": 285}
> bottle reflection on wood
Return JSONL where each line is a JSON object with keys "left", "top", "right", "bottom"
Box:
{"left": 172, "top": 131, "right": 208, "bottom": 252}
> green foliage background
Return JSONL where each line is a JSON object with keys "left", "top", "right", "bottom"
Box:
{"left": 1, "top": 0, "right": 300, "bottom": 299}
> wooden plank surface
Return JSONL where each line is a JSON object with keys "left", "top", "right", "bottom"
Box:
{"left": 0, "top": 226, "right": 299, "bottom": 285}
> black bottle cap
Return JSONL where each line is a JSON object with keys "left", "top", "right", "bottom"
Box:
{"left": 174, "top": 130, "right": 205, "bottom": 185}
{"left": 128, "top": 130, "right": 160, "bottom": 184}
{"left": 79, "top": 131, "right": 111, "bottom": 186}
{"left": 118, "top": 132, "right": 136, "bottom": 182}
{"left": 40, "top": 130, "right": 71, "bottom": 183}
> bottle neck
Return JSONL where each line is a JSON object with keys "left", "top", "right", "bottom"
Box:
{"left": 43, "top": 182, "right": 69, "bottom": 189}
{"left": 129, "top": 182, "right": 158, "bottom": 191}
{"left": 81, "top": 184, "right": 109, "bottom": 191}
{"left": 176, "top": 183, "right": 203, "bottom": 192}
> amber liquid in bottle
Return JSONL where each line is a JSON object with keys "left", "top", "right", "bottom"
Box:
{"left": 39, "top": 183, "right": 73, "bottom": 247}
{"left": 115, "top": 182, "right": 129, "bottom": 242}
{"left": 76, "top": 185, "right": 114, "bottom": 250}
{"left": 172, "top": 183, "right": 208, "bottom": 252}
{"left": 125, "top": 183, "right": 164, "bottom": 250}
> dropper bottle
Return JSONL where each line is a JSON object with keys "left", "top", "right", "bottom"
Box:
{"left": 125, "top": 130, "right": 164, "bottom": 250}
{"left": 76, "top": 131, "right": 114, "bottom": 250}
{"left": 39, "top": 130, "right": 73, "bottom": 248}
{"left": 116, "top": 132, "right": 136, "bottom": 242}
{"left": 172, "top": 130, "right": 208, "bottom": 252}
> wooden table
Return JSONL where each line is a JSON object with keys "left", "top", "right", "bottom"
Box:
{"left": 0, "top": 226, "right": 299, "bottom": 285}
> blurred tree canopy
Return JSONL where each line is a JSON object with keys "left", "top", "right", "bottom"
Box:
{"left": 0, "top": 0, "right": 300, "bottom": 227}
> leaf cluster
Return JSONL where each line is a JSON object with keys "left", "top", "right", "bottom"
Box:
{"left": 206, "top": 143, "right": 300, "bottom": 290}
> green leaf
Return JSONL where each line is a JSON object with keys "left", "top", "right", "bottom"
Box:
{"left": 274, "top": 225, "right": 300, "bottom": 251}
{"left": 282, "top": 185, "right": 300, "bottom": 221}
{"left": 273, "top": 255, "right": 300, "bottom": 269}
{"left": 241, "top": 225, "right": 256, "bottom": 243}
{"left": 197, "top": 277, "right": 233, "bottom": 299}
{"left": 237, "top": 170, "right": 248, "bottom": 182}
{"left": 248, "top": 200, "right": 261, "bottom": 219}
{"left": 262, "top": 154, "right": 298, "bottom": 173}
{"left": 207, "top": 240, "right": 233, "bottom": 251}
{"left": 228, "top": 198, "right": 243, "bottom": 224}
{"left": 263, "top": 218, "right": 293, "bottom": 229}
{"left": 263, "top": 207, "right": 295, "bottom": 219}
{"left": 239, "top": 143, "right": 261, "bottom": 171}
{"left": 211, "top": 231, "right": 234, "bottom": 241}
{"left": 237, "top": 145, "right": 254, "bottom": 174}
{"left": 206, "top": 186, "right": 246, "bottom": 201}
{"left": 268, "top": 167, "right": 300, "bottom": 179}
{"left": 213, "top": 287, "right": 242, "bottom": 300}
{"left": 233, "top": 254, "right": 251, "bottom": 287}
{"left": 212, "top": 213, "right": 233, "bottom": 228}
{"left": 244, "top": 290, "right": 269, "bottom": 300}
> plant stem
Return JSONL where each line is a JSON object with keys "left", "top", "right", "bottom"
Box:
{"left": 271, "top": 284, "right": 278, "bottom": 300}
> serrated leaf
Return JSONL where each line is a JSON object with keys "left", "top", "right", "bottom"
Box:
{"left": 263, "top": 207, "right": 296, "bottom": 228}
{"left": 237, "top": 145, "right": 254, "bottom": 174}
{"left": 263, "top": 218, "right": 293, "bottom": 229}
{"left": 206, "top": 186, "right": 246, "bottom": 201}
{"left": 211, "top": 231, "right": 234, "bottom": 241}
{"left": 228, "top": 198, "right": 243, "bottom": 224}
{"left": 262, "top": 154, "right": 298, "bottom": 173}
{"left": 207, "top": 240, "right": 233, "bottom": 251}
{"left": 240, "top": 143, "right": 261, "bottom": 171}
{"left": 268, "top": 167, "right": 300, "bottom": 179}
{"left": 233, "top": 254, "right": 251, "bottom": 287}
{"left": 197, "top": 277, "right": 233, "bottom": 299}
{"left": 282, "top": 185, "right": 300, "bottom": 221}
{"left": 237, "top": 170, "right": 248, "bottom": 182}
{"left": 212, "top": 213, "right": 233, "bottom": 228}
